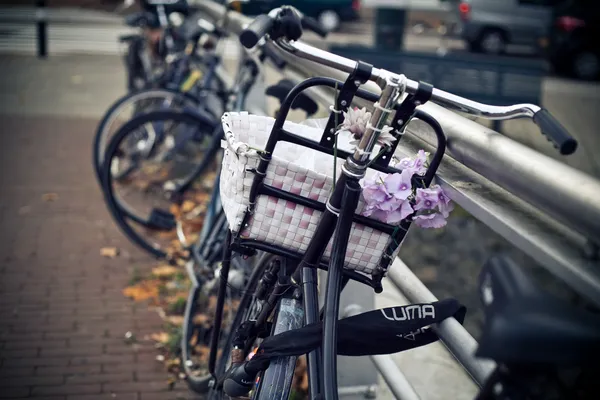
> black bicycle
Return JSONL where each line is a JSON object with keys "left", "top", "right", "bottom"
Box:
{"left": 193, "top": 7, "right": 596, "bottom": 400}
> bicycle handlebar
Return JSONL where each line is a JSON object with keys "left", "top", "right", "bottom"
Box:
{"left": 301, "top": 15, "right": 328, "bottom": 38}
{"left": 241, "top": 8, "right": 578, "bottom": 156}
{"left": 533, "top": 109, "right": 577, "bottom": 155}
{"left": 240, "top": 14, "right": 275, "bottom": 49}
{"left": 240, "top": 6, "right": 328, "bottom": 49}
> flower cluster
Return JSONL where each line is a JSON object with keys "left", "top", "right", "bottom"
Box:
{"left": 359, "top": 151, "right": 453, "bottom": 228}
{"left": 337, "top": 107, "right": 396, "bottom": 148}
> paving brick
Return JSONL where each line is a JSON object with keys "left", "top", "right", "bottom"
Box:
{"left": 67, "top": 394, "right": 138, "bottom": 400}
{"left": 0, "top": 376, "right": 64, "bottom": 387}
{"left": 70, "top": 354, "right": 136, "bottom": 366}
{"left": 65, "top": 372, "right": 133, "bottom": 385}
{"left": 35, "top": 365, "right": 102, "bottom": 376}
{"left": 27, "top": 397, "right": 67, "bottom": 400}
{"left": 2, "top": 357, "right": 69, "bottom": 368}
{"left": 31, "top": 384, "right": 102, "bottom": 396}
{"left": 0, "top": 367, "right": 34, "bottom": 378}
{"left": 4, "top": 339, "right": 68, "bottom": 351}
{"left": 41, "top": 345, "right": 104, "bottom": 358}
{"left": 103, "top": 381, "right": 173, "bottom": 393}
{"left": 0, "top": 348, "right": 39, "bottom": 358}
{"left": 0, "top": 387, "right": 30, "bottom": 398}
{"left": 138, "top": 390, "right": 201, "bottom": 400}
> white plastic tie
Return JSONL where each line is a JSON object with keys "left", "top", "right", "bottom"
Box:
{"left": 373, "top": 101, "right": 394, "bottom": 113}
{"left": 329, "top": 105, "right": 342, "bottom": 114}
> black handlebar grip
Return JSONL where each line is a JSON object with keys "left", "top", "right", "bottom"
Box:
{"left": 240, "top": 14, "right": 274, "bottom": 49}
{"left": 301, "top": 16, "right": 328, "bottom": 38}
{"left": 262, "top": 44, "right": 287, "bottom": 70}
{"left": 533, "top": 109, "right": 578, "bottom": 155}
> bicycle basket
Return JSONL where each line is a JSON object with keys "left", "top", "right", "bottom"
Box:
{"left": 220, "top": 112, "right": 404, "bottom": 276}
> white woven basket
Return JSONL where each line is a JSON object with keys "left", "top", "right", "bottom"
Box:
{"left": 219, "top": 112, "right": 403, "bottom": 275}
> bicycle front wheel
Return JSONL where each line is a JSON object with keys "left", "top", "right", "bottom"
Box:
{"left": 93, "top": 88, "right": 202, "bottom": 185}
{"left": 100, "top": 109, "right": 221, "bottom": 257}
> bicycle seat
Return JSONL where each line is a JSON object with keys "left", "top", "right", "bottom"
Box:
{"left": 118, "top": 34, "right": 143, "bottom": 43}
{"left": 476, "top": 255, "right": 600, "bottom": 365}
{"left": 266, "top": 79, "right": 319, "bottom": 117}
{"left": 124, "top": 11, "right": 158, "bottom": 28}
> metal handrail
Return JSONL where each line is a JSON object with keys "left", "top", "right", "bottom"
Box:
{"left": 196, "top": 0, "right": 600, "bottom": 246}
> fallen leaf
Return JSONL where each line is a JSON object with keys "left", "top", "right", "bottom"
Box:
{"left": 166, "top": 315, "right": 184, "bottom": 326}
{"left": 100, "top": 247, "right": 119, "bottom": 258}
{"left": 41, "top": 193, "right": 59, "bottom": 202}
{"left": 152, "top": 265, "right": 178, "bottom": 279}
{"left": 181, "top": 200, "right": 196, "bottom": 213}
{"left": 192, "top": 313, "right": 210, "bottom": 326}
{"left": 193, "top": 345, "right": 210, "bottom": 359}
{"left": 189, "top": 332, "right": 198, "bottom": 347}
{"left": 150, "top": 332, "right": 170, "bottom": 344}
{"left": 123, "top": 280, "right": 160, "bottom": 302}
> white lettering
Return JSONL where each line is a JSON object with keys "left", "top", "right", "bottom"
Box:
{"left": 422, "top": 305, "right": 435, "bottom": 319}
{"left": 381, "top": 305, "right": 436, "bottom": 321}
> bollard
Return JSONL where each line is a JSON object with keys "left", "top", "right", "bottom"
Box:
{"left": 36, "top": 0, "right": 48, "bottom": 58}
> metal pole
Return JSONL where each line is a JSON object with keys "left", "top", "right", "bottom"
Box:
{"left": 386, "top": 258, "right": 496, "bottom": 387}
{"left": 36, "top": 0, "right": 48, "bottom": 58}
{"left": 344, "top": 305, "right": 421, "bottom": 400}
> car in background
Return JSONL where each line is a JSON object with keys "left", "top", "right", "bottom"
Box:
{"left": 446, "top": 0, "right": 560, "bottom": 55}
{"left": 547, "top": 0, "right": 600, "bottom": 80}
{"left": 237, "top": 0, "right": 361, "bottom": 32}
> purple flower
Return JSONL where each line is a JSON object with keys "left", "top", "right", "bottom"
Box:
{"left": 396, "top": 150, "right": 429, "bottom": 176}
{"left": 413, "top": 212, "right": 447, "bottom": 228}
{"left": 437, "top": 189, "right": 454, "bottom": 217}
{"left": 363, "top": 200, "right": 413, "bottom": 224}
{"left": 383, "top": 169, "right": 413, "bottom": 201}
{"left": 360, "top": 173, "right": 388, "bottom": 204}
{"left": 414, "top": 186, "right": 441, "bottom": 211}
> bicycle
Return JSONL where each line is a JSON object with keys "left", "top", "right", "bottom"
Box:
{"left": 99, "top": 13, "right": 322, "bottom": 258}
{"left": 194, "top": 6, "right": 592, "bottom": 400}
{"left": 119, "top": 0, "right": 192, "bottom": 91}
{"left": 100, "top": 16, "right": 323, "bottom": 396}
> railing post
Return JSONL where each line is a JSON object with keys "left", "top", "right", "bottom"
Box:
{"left": 36, "top": 0, "right": 48, "bottom": 58}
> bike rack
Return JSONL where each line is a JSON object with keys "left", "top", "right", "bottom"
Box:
{"left": 192, "top": 1, "right": 600, "bottom": 398}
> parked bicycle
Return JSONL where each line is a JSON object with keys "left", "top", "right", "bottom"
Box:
{"left": 178, "top": 6, "right": 595, "bottom": 400}
{"left": 98, "top": 3, "right": 323, "bottom": 259}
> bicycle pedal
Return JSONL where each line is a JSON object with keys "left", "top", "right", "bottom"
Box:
{"left": 147, "top": 208, "right": 176, "bottom": 230}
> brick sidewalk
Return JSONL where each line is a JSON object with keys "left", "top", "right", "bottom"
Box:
{"left": 0, "top": 115, "right": 202, "bottom": 400}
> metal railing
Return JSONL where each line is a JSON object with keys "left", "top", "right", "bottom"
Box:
{"left": 193, "top": 0, "right": 600, "bottom": 396}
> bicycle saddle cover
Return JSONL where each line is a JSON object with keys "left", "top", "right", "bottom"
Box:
{"left": 266, "top": 79, "right": 319, "bottom": 117}
{"left": 124, "top": 11, "right": 158, "bottom": 28}
{"left": 476, "top": 255, "right": 600, "bottom": 365}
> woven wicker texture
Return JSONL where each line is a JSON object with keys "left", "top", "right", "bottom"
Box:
{"left": 220, "top": 112, "right": 403, "bottom": 275}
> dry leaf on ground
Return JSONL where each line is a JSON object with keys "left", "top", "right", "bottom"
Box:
{"left": 41, "top": 193, "right": 59, "bottom": 202}
{"left": 150, "top": 332, "right": 170, "bottom": 344}
{"left": 100, "top": 247, "right": 119, "bottom": 258}
{"left": 166, "top": 315, "right": 184, "bottom": 326}
{"left": 152, "top": 265, "right": 178, "bottom": 279}
{"left": 123, "top": 280, "right": 160, "bottom": 302}
{"left": 181, "top": 200, "right": 196, "bottom": 213}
